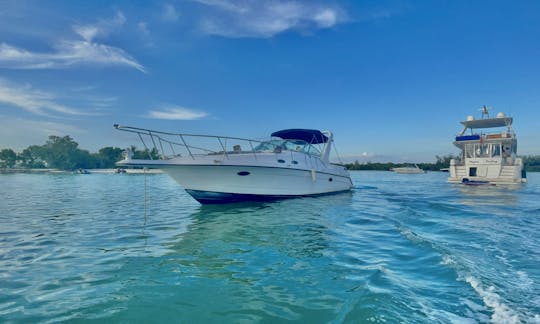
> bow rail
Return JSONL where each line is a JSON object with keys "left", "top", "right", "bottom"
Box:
{"left": 114, "top": 124, "right": 269, "bottom": 160}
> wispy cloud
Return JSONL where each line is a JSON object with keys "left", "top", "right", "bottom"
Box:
{"left": 0, "top": 78, "right": 87, "bottom": 116}
{"left": 0, "top": 12, "right": 145, "bottom": 73}
{"left": 146, "top": 105, "right": 208, "bottom": 120}
{"left": 137, "top": 21, "right": 154, "bottom": 47}
{"left": 194, "top": 0, "right": 347, "bottom": 38}
{"left": 162, "top": 3, "right": 179, "bottom": 22}
{"left": 73, "top": 11, "right": 126, "bottom": 42}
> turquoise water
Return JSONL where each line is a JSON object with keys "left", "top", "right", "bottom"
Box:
{"left": 1, "top": 171, "right": 539, "bottom": 323}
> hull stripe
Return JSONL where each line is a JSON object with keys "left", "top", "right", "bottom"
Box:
{"left": 186, "top": 189, "right": 352, "bottom": 204}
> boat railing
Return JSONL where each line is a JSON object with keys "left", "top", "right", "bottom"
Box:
{"left": 113, "top": 124, "right": 321, "bottom": 161}
{"left": 114, "top": 124, "right": 270, "bottom": 160}
{"left": 455, "top": 130, "right": 515, "bottom": 142}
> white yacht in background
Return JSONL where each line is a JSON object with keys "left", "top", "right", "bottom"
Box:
{"left": 114, "top": 125, "right": 353, "bottom": 204}
{"left": 448, "top": 107, "right": 527, "bottom": 185}
{"left": 390, "top": 164, "right": 425, "bottom": 174}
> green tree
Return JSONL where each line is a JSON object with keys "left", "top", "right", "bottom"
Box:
{"left": 76, "top": 149, "right": 99, "bottom": 169}
{"left": 0, "top": 148, "right": 17, "bottom": 168}
{"left": 132, "top": 146, "right": 160, "bottom": 160}
{"left": 95, "top": 147, "right": 124, "bottom": 168}
{"left": 523, "top": 155, "right": 540, "bottom": 172}
{"left": 18, "top": 145, "right": 46, "bottom": 168}
{"left": 42, "top": 135, "right": 82, "bottom": 170}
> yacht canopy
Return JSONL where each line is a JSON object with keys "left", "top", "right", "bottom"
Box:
{"left": 271, "top": 129, "right": 328, "bottom": 144}
{"left": 460, "top": 117, "right": 513, "bottom": 129}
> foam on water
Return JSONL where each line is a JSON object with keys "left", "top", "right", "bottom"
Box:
{"left": 465, "top": 276, "right": 521, "bottom": 323}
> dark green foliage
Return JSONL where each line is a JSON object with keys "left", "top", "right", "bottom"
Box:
{"left": 0, "top": 148, "right": 17, "bottom": 168}
{"left": 345, "top": 153, "right": 505, "bottom": 172}
{"left": 523, "top": 155, "right": 540, "bottom": 172}
{"left": 41, "top": 135, "right": 84, "bottom": 170}
{"left": 18, "top": 145, "right": 46, "bottom": 168}
{"left": 131, "top": 145, "right": 160, "bottom": 160}
{"left": 96, "top": 147, "right": 124, "bottom": 168}
{"left": 5, "top": 135, "right": 164, "bottom": 170}
{"left": 6, "top": 135, "right": 164, "bottom": 170}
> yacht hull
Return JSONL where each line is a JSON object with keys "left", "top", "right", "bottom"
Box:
{"left": 448, "top": 160, "right": 526, "bottom": 184}
{"left": 160, "top": 164, "right": 353, "bottom": 203}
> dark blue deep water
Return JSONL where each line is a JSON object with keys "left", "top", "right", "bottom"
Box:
{"left": 1, "top": 171, "right": 539, "bottom": 323}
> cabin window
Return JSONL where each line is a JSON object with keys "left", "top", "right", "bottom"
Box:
{"left": 254, "top": 139, "right": 322, "bottom": 157}
{"left": 469, "top": 167, "right": 477, "bottom": 176}
{"left": 277, "top": 159, "right": 285, "bottom": 163}
{"left": 468, "top": 143, "right": 501, "bottom": 158}
{"left": 492, "top": 144, "right": 501, "bottom": 157}
{"left": 237, "top": 171, "right": 250, "bottom": 176}
{"left": 291, "top": 161, "right": 298, "bottom": 164}
{"left": 465, "top": 144, "right": 474, "bottom": 158}
{"left": 328, "top": 178, "right": 333, "bottom": 182}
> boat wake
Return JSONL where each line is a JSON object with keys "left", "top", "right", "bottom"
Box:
{"left": 465, "top": 276, "right": 521, "bottom": 324}
{"left": 381, "top": 185, "right": 539, "bottom": 323}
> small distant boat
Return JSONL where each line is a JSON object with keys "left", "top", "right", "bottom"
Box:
{"left": 391, "top": 164, "right": 425, "bottom": 174}
{"left": 75, "top": 168, "right": 91, "bottom": 174}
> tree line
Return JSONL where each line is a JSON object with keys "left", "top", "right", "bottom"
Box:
{"left": 343, "top": 154, "right": 540, "bottom": 172}
{"left": 1, "top": 135, "right": 539, "bottom": 171}
{"left": 0, "top": 135, "right": 158, "bottom": 170}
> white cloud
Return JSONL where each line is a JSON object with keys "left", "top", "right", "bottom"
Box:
{"left": 73, "top": 11, "right": 126, "bottom": 42}
{"left": 0, "top": 78, "right": 87, "bottom": 116}
{"left": 146, "top": 106, "right": 208, "bottom": 120}
{"left": 194, "top": 0, "right": 347, "bottom": 38}
{"left": 162, "top": 4, "right": 179, "bottom": 22}
{"left": 314, "top": 9, "right": 337, "bottom": 28}
{"left": 138, "top": 22, "right": 150, "bottom": 36}
{"left": 137, "top": 21, "right": 154, "bottom": 47}
{"left": 0, "top": 12, "right": 145, "bottom": 73}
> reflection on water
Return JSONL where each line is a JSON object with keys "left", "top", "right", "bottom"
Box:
{"left": 454, "top": 183, "right": 521, "bottom": 207}
{"left": 169, "top": 191, "right": 354, "bottom": 259}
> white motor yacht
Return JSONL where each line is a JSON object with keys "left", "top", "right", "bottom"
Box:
{"left": 114, "top": 125, "right": 353, "bottom": 204}
{"left": 448, "top": 107, "right": 527, "bottom": 185}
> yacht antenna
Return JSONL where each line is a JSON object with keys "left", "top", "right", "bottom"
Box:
{"left": 480, "top": 105, "right": 490, "bottom": 119}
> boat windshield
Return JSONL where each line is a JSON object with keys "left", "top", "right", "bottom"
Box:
{"left": 254, "top": 139, "right": 321, "bottom": 155}
{"left": 463, "top": 143, "right": 507, "bottom": 158}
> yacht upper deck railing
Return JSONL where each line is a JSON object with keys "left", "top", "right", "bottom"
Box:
{"left": 113, "top": 124, "right": 322, "bottom": 161}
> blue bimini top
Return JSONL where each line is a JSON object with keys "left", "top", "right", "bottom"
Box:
{"left": 271, "top": 129, "right": 328, "bottom": 144}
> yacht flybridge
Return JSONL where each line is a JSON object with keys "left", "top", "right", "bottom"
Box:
{"left": 448, "top": 107, "right": 527, "bottom": 185}
{"left": 114, "top": 125, "right": 353, "bottom": 204}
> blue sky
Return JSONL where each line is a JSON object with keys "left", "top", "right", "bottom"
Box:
{"left": 0, "top": 0, "right": 539, "bottom": 162}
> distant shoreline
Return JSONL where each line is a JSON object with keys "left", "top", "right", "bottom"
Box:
{"left": 0, "top": 168, "right": 163, "bottom": 174}
{"left": 3, "top": 168, "right": 535, "bottom": 175}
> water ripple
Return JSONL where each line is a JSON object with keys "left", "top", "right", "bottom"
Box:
{"left": 0, "top": 172, "right": 539, "bottom": 322}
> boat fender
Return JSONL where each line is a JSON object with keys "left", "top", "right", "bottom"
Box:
{"left": 311, "top": 169, "right": 316, "bottom": 182}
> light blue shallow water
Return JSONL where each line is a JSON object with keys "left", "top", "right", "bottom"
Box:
{"left": 1, "top": 171, "right": 539, "bottom": 323}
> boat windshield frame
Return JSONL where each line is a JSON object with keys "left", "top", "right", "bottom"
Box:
{"left": 253, "top": 139, "right": 321, "bottom": 156}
